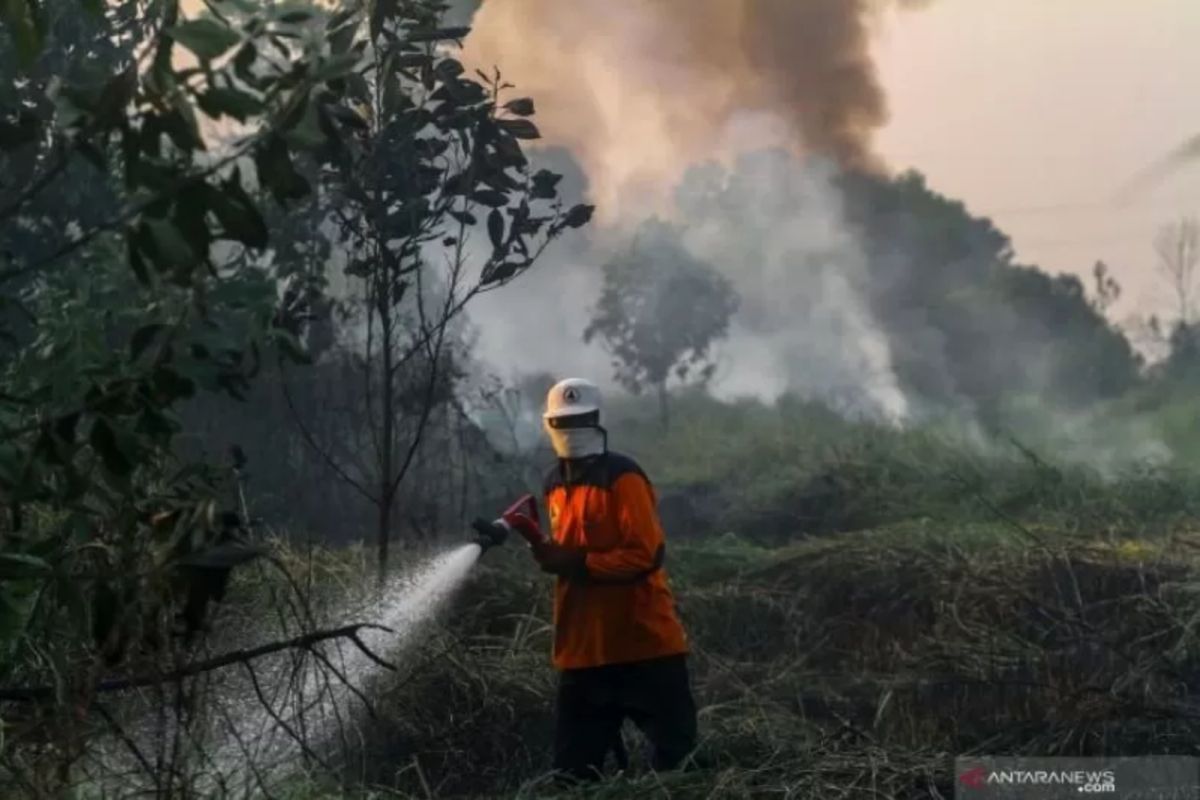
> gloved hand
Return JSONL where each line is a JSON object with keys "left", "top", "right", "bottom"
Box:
{"left": 532, "top": 540, "right": 588, "bottom": 579}
{"left": 471, "top": 518, "right": 507, "bottom": 550}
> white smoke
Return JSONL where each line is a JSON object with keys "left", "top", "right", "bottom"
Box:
{"left": 466, "top": 246, "right": 613, "bottom": 390}
{"left": 677, "top": 150, "right": 908, "bottom": 419}
{"left": 465, "top": 147, "right": 909, "bottom": 423}
{"left": 453, "top": 0, "right": 915, "bottom": 421}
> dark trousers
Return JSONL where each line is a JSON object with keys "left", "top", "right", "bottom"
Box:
{"left": 553, "top": 654, "right": 698, "bottom": 781}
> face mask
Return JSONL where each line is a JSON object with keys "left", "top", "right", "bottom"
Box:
{"left": 545, "top": 425, "right": 606, "bottom": 459}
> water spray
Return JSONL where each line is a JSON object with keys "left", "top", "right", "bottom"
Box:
{"left": 86, "top": 494, "right": 548, "bottom": 796}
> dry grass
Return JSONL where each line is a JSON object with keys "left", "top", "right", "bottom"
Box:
{"left": 273, "top": 517, "right": 1200, "bottom": 799}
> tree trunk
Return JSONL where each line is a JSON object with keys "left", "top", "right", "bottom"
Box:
{"left": 378, "top": 299, "right": 395, "bottom": 588}
{"left": 657, "top": 381, "right": 669, "bottom": 431}
{"left": 377, "top": 488, "right": 391, "bottom": 587}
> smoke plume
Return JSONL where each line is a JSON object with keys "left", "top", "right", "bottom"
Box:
{"left": 460, "top": 0, "right": 935, "bottom": 420}
{"left": 460, "top": 0, "right": 925, "bottom": 217}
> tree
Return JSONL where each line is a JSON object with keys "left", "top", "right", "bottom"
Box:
{"left": 1154, "top": 216, "right": 1200, "bottom": 327}
{"left": 276, "top": 0, "right": 592, "bottom": 583}
{"left": 584, "top": 221, "right": 738, "bottom": 428}
{"left": 835, "top": 166, "right": 1141, "bottom": 415}
{"left": 0, "top": 0, "right": 381, "bottom": 789}
{"left": 1091, "top": 260, "right": 1121, "bottom": 315}
{"left": 1160, "top": 320, "right": 1200, "bottom": 385}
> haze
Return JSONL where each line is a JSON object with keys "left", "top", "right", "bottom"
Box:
{"left": 874, "top": 0, "right": 1200, "bottom": 322}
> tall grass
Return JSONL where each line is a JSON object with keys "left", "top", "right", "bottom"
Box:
{"left": 607, "top": 390, "right": 1200, "bottom": 545}
{"left": 226, "top": 397, "right": 1200, "bottom": 797}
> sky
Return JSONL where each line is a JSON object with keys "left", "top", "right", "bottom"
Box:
{"left": 873, "top": 0, "right": 1200, "bottom": 323}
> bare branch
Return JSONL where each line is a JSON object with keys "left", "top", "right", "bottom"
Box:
{"left": 1155, "top": 216, "right": 1200, "bottom": 326}
{"left": 0, "top": 623, "right": 392, "bottom": 703}
{"left": 242, "top": 657, "right": 331, "bottom": 773}
{"left": 278, "top": 362, "right": 378, "bottom": 505}
{"left": 304, "top": 646, "right": 379, "bottom": 717}
{"left": 93, "top": 701, "right": 156, "bottom": 781}
{"left": 349, "top": 631, "right": 398, "bottom": 672}
{"left": 0, "top": 140, "right": 72, "bottom": 224}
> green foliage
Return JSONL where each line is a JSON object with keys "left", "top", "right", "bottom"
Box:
{"left": 0, "top": 0, "right": 429, "bottom": 778}
{"left": 316, "top": 9, "right": 591, "bottom": 289}
{"left": 674, "top": 152, "right": 1142, "bottom": 419}
{"left": 603, "top": 390, "right": 1200, "bottom": 546}
{"left": 837, "top": 169, "right": 1142, "bottom": 417}
{"left": 166, "top": 18, "right": 241, "bottom": 61}
{"left": 0, "top": 0, "right": 591, "bottom": 783}
{"left": 271, "top": 1, "right": 593, "bottom": 578}
{"left": 0, "top": 0, "right": 47, "bottom": 67}
{"left": 92, "top": 388, "right": 1200, "bottom": 797}
{"left": 1156, "top": 321, "right": 1200, "bottom": 387}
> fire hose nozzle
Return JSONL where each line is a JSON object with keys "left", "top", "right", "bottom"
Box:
{"left": 472, "top": 517, "right": 508, "bottom": 550}
{"left": 471, "top": 494, "right": 547, "bottom": 553}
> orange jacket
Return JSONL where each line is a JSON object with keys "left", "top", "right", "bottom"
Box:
{"left": 543, "top": 453, "right": 689, "bottom": 670}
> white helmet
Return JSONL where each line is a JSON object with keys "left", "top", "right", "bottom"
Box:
{"left": 544, "top": 378, "right": 602, "bottom": 421}
{"left": 543, "top": 378, "right": 605, "bottom": 459}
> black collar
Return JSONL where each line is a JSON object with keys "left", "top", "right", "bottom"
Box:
{"left": 558, "top": 452, "right": 607, "bottom": 486}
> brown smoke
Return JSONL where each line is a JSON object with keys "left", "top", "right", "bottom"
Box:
{"left": 460, "top": 0, "right": 926, "bottom": 219}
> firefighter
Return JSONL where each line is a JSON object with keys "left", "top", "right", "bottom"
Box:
{"left": 523, "top": 377, "right": 698, "bottom": 781}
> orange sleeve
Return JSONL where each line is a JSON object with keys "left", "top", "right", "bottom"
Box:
{"left": 584, "top": 472, "right": 665, "bottom": 582}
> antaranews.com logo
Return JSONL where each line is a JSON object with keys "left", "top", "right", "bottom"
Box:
{"left": 954, "top": 756, "right": 1198, "bottom": 799}
{"left": 959, "top": 764, "right": 1116, "bottom": 794}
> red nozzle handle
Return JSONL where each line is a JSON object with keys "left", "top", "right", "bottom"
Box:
{"left": 500, "top": 494, "right": 546, "bottom": 546}
{"left": 503, "top": 494, "right": 540, "bottom": 527}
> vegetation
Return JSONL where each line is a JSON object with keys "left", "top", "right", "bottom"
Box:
{"left": 279, "top": 0, "right": 590, "bottom": 582}
{"left": 257, "top": 396, "right": 1200, "bottom": 798}
{"left": 584, "top": 220, "right": 738, "bottom": 429}
{"left": 0, "top": 2, "right": 353, "bottom": 790}
{"left": 0, "top": 0, "right": 587, "bottom": 793}
{"left": 6, "top": 1, "right": 1200, "bottom": 799}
